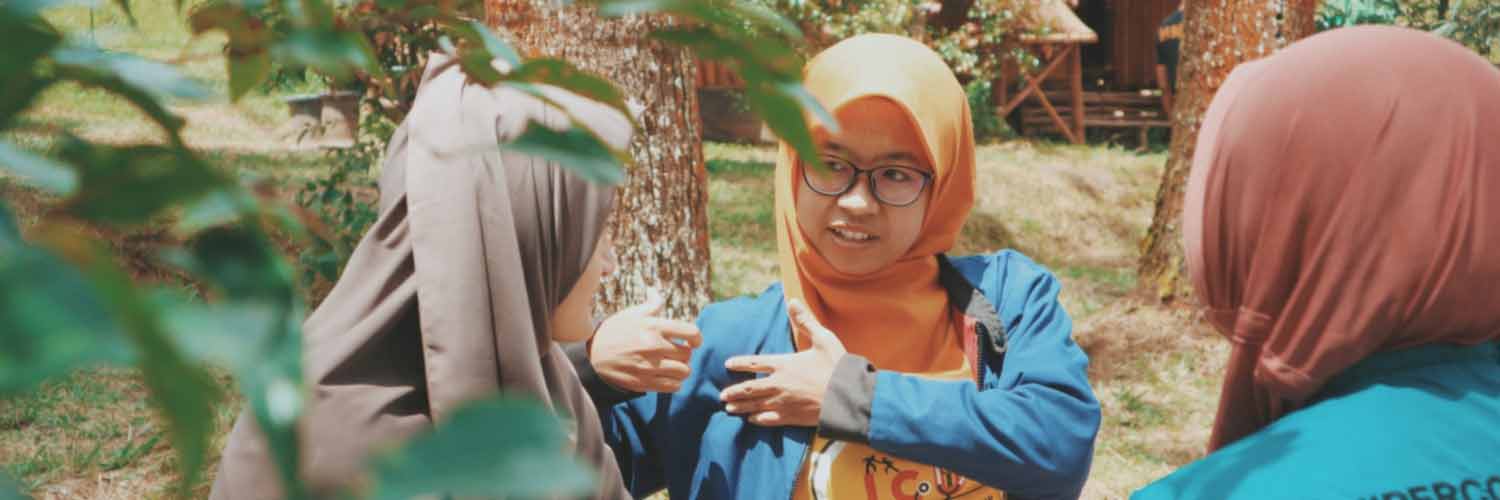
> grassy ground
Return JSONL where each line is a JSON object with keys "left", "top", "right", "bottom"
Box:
{"left": 2, "top": 1, "right": 1227, "bottom": 498}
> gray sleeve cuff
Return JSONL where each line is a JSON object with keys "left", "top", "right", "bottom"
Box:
{"left": 564, "top": 342, "right": 643, "bottom": 409}
{"left": 818, "top": 353, "right": 877, "bottom": 443}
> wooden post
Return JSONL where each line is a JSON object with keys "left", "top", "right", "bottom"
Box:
{"left": 1070, "top": 42, "right": 1084, "bottom": 145}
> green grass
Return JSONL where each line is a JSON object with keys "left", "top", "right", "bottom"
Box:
{"left": 0, "top": 370, "right": 242, "bottom": 498}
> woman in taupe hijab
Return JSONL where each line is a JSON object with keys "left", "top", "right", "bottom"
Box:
{"left": 209, "top": 53, "right": 636, "bottom": 499}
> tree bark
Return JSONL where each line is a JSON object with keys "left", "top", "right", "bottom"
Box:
{"left": 1281, "top": 0, "right": 1323, "bottom": 46}
{"left": 1136, "top": 0, "right": 1280, "bottom": 302}
{"left": 487, "top": 1, "right": 712, "bottom": 320}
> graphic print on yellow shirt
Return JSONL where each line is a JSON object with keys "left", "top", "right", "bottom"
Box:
{"left": 800, "top": 437, "right": 1004, "bottom": 500}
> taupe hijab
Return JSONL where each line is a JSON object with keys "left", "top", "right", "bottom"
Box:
{"left": 210, "top": 53, "right": 633, "bottom": 499}
{"left": 1183, "top": 26, "right": 1500, "bottom": 451}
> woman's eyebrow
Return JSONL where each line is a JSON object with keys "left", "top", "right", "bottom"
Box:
{"left": 876, "top": 152, "right": 922, "bottom": 164}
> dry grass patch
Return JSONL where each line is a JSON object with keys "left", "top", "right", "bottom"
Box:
{"left": 1075, "top": 300, "right": 1225, "bottom": 498}
{"left": 0, "top": 370, "right": 242, "bottom": 499}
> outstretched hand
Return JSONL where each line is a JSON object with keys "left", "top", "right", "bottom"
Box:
{"left": 590, "top": 288, "right": 702, "bottom": 393}
{"left": 720, "top": 299, "right": 847, "bottom": 427}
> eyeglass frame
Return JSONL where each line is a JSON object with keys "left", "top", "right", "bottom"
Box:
{"left": 801, "top": 157, "right": 934, "bottom": 207}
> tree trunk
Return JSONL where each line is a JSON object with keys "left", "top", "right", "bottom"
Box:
{"left": 1136, "top": 1, "right": 1280, "bottom": 302}
{"left": 487, "top": 1, "right": 712, "bottom": 320}
{"left": 1281, "top": 0, "right": 1323, "bottom": 46}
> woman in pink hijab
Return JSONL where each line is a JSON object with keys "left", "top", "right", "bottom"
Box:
{"left": 1134, "top": 26, "right": 1500, "bottom": 499}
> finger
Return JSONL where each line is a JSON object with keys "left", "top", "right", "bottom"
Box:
{"left": 720, "top": 378, "right": 778, "bottom": 402}
{"left": 660, "top": 342, "right": 695, "bottom": 363}
{"left": 646, "top": 376, "right": 683, "bottom": 393}
{"left": 650, "top": 318, "right": 703, "bottom": 348}
{"left": 725, "top": 354, "right": 789, "bottom": 374}
{"left": 748, "top": 411, "right": 784, "bottom": 426}
{"left": 651, "top": 359, "right": 691, "bottom": 381}
{"left": 787, "top": 299, "right": 841, "bottom": 350}
{"left": 723, "top": 396, "right": 773, "bottom": 415}
{"left": 786, "top": 299, "right": 821, "bottom": 348}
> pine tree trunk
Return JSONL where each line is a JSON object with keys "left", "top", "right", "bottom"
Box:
{"left": 1136, "top": 1, "right": 1280, "bottom": 302}
{"left": 1282, "top": 0, "right": 1323, "bottom": 46}
{"left": 487, "top": 1, "right": 712, "bottom": 320}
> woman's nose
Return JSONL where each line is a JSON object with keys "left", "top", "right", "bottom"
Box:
{"left": 836, "top": 177, "right": 879, "bottom": 214}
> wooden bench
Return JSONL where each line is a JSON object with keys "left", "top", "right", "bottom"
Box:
{"left": 1019, "top": 90, "right": 1170, "bottom": 148}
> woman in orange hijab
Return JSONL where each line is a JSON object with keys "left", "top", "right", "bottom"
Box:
{"left": 1134, "top": 26, "right": 1500, "bottom": 499}
{"left": 573, "top": 34, "right": 1101, "bottom": 500}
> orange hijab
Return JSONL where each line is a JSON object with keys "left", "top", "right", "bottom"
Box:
{"left": 775, "top": 34, "right": 976, "bottom": 372}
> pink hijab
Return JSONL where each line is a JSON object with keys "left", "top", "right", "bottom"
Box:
{"left": 1183, "top": 26, "right": 1500, "bottom": 450}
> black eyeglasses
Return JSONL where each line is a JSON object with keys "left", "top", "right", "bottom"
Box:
{"left": 802, "top": 157, "right": 933, "bottom": 207}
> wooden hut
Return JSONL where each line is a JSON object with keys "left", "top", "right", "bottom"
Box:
{"left": 997, "top": 0, "right": 1099, "bottom": 144}
{"left": 694, "top": 0, "right": 1182, "bottom": 144}
{"left": 1011, "top": 0, "right": 1181, "bottom": 144}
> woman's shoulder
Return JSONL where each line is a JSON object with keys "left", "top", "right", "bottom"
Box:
{"left": 947, "top": 249, "right": 1060, "bottom": 297}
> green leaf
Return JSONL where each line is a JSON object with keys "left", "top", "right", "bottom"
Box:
{"left": 450, "top": 20, "right": 521, "bottom": 67}
{"left": 503, "top": 123, "right": 627, "bottom": 185}
{"left": 0, "top": 245, "right": 131, "bottom": 397}
{"left": 506, "top": 59, "right": 631, "bottom": 117}
{"left": 161, "top": 299, "right": 282, "bottom": 368}
{"left": 745, "top": 81, "right": 821, "bottom": 167}
{"left": 274, "top": 29, "right": 380, "bottom": 83}
{"left": 282, "top": 0, "right": 336, "bottom": 29}
{"left": 188, "top": 2, "right": 272, "bottom": 51}
{"left": 0, "top": 75, "right": 54, "bottom": 132}
{"left": 56, "top": 138, "right": 226, "bottom": 225}
{"left": 0, "top": 200, "right": 17, "bottom": 251}
{"left": 455, "top": 46, "right": 505, "bottom": 85}
{"left": 50, "top": 240, "right": 221, "bottom": 498}
{"left": 0, "top": 1, "right": 52, "bottom": 120}
{"left": 0, "top": 140, "right": 78, "bottom": 194}
{"left": 175, "top": 189, "right": 250, "bottom": 235}
{"left": 110, "top": 0, "right": 136, "bottom": 25}
{"left": 160, "top": 226, "right": 308, "bottom": 498}
{"left": 240, "top": 331, "right": 307, "bottom": 499}
{"left": 198, "top": 227, "right": 294, "bottom": 300}
{"left": 648, "top": 26, "right": 800, "bottom": 80}
{"left": 228, "top": 50, "right": 272, "bottom": 101}
{"left": 50, "top": 46, "right": 210, "bottom": 141}
{"left": 368, "top": 398, "right": 595, "bottom": 500}
{"left": 51, "top": 45, "right": 211, "bottom": 102}
{"left": 0, "top": 470, "right": 27, "bottom": 500}
{"left": 729, "top": 0, "right": 803, "bottom": 39}
{"left": 1, "top": 0, "right": 64, "bottom": 18}
{"left": 782, "top": 81, "right": 837, "bottom": 134}
{"left": 162, "top": 289, "right": 306, "bottom": 497}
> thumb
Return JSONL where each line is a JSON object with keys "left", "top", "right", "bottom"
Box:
{"left": 787, "top": 299, "right": 832, "bottom": 349}
{"left": 624, "top": 287, "right": 666, "bottom": 317}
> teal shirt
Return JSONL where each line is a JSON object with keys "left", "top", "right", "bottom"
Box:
{"left": 1134, "top": 342, "right": 1500, "bottom": 500}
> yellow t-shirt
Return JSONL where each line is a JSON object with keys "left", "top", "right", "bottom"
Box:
{"left": 791, "top": 361, "right": 1005, "bottom": 500}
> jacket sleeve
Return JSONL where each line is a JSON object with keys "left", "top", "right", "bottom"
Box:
{"left": 817, "top": 260, "right": 1100, "bottom": 500}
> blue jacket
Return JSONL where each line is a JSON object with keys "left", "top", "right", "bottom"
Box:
{"left": 599, "top": 250, "right": 1100, "bottom": 500}
{"left": 1132, "top": 341, "right": 1500, "bottom": 500}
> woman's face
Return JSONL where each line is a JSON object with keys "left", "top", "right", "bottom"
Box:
{"left": 796, "top": 98, "right": 933, "bottom": 276}
{"left": 550, "top": 233, "right": 617, "bottom": 343}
